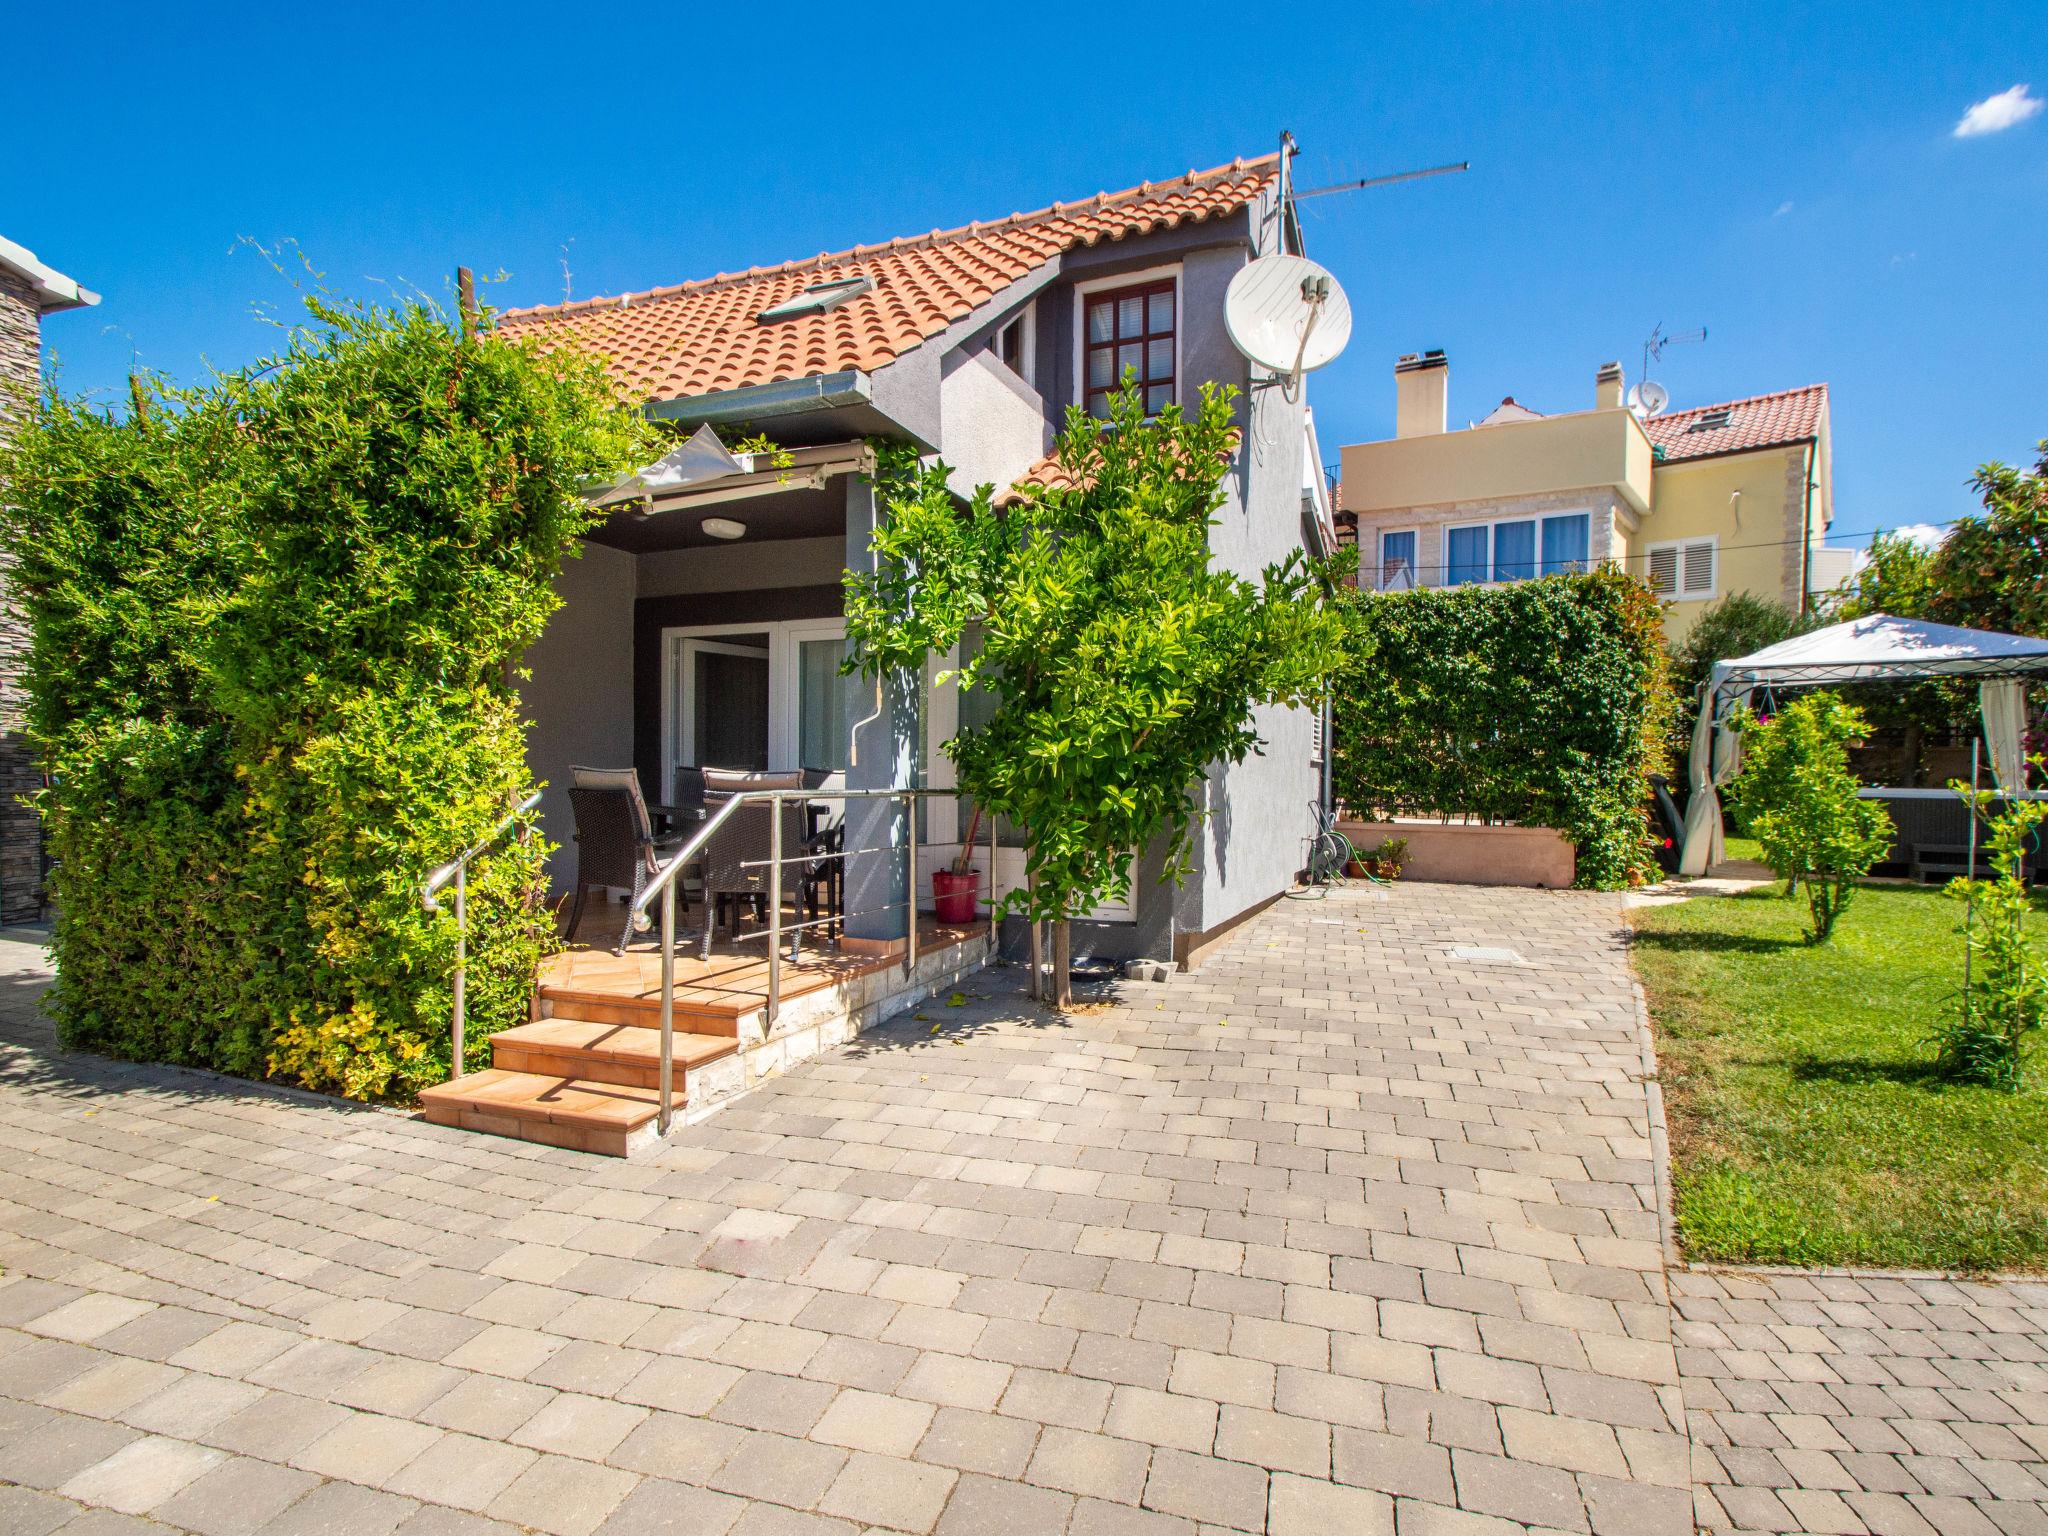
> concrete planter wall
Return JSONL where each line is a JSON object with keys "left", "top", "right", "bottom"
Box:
{"left": 1337, "top": 819, "right": 1575, "bottom": 889}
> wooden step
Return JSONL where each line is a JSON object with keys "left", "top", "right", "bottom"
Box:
{"left": 490, "top": 1018, "right": 736, "bottom": 1089}
{"left": 535, "top": 986, "right": 750, "bottom": 1036}
{"left": 417, "top": 1068, "right": 685, "bottom": 1157}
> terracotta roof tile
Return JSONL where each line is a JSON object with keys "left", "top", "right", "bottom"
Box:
{"left": 496, "top": 156, "right": 1279, "bottom": 403}
{"left": 1642, "top": 383, "right": 1828, "bottom": 462}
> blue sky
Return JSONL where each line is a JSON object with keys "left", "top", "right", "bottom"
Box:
{"left": 8, "top": 1, "right": 2044, "bottom": 550}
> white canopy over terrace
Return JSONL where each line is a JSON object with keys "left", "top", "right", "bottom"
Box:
{"left": 1679, "top": 613, "right": 2048, "bottom": 875}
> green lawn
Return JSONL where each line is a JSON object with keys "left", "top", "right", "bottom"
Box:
{"left": 1632, "top": 881, "right": 2048, "bottom": 1271}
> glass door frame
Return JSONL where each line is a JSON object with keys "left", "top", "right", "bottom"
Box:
{"left": 660, "top": 619, "right": 849, "bottom": 793}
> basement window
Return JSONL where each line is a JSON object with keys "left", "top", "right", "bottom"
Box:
{"left": 756, "top": 274, "right": 873, "bottom": 322}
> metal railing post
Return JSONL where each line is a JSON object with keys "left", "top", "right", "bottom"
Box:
{"left": 658, "top": 877, "right": 675, "bottom": 1136}
{"left": 767, "top": 792, "right": 782, "bottom": 1028}
{"left": 987, "top": 806, "right": 998, "bottom": 945}
{"left": 451, "top": 864, "right": 467, "bottom": 1079}
{"left": 904, "top": 790, "right": 918, "bottom": 976}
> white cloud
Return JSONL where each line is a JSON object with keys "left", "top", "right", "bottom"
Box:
{"left": 1773, "top": 200, "right": 1795, "bottom": 217}
{"left": 1954, "top": 83, "right": 2043, "bottom": 138}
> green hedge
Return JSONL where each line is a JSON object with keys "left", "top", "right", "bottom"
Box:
{"left": 1331, "top": 569, "right": 1674, "bottom": 888}
{"left": 1, "top": 298, "right": 648, "bottom": 1099}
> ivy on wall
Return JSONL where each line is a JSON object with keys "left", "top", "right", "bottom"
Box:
{"left": 1330, "top": 569, "right": 1674, "bottom": 889}
{"left": 0, "top": 296, "right": 650, "bottom": 1098}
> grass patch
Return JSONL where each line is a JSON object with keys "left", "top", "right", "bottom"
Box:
{"left": 1633, "top": 881, "right": 2048, "bottom": 1270}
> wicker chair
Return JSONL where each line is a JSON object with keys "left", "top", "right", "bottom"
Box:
{"left": 671, "top": 766, "right": 709, "bottom": 824}
{"left": 696, "top": 796, "right": 830, "bottom": 961}
{"left": 564, "top": 767, "right": 693, "bottom": 956}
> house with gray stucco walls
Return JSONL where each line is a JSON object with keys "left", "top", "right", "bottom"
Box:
{"left": 0, "top": 236, "right": 98, "bottom": 925}
{"left": 502, "top": 150, "right": 1341, "bottom": 971}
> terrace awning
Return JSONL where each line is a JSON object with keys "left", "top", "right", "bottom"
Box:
{"left": 1678, "top": 613, "right": 2048, "bottom": 875}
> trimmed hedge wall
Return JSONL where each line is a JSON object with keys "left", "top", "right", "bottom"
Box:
{"left": 1331, "top": 569, "right": 1674, "bottom": 888}
{"left": 0, "top": 298, "right": 649, "bottom": 1099}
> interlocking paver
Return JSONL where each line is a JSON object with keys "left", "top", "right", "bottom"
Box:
{"left": 1675, "top": 1266, "right": 2048, "bottom": 1534}
{"left": 21, "top": 889, "right": 2026, "bottom": 1536}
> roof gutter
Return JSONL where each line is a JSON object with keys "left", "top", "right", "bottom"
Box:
{"left": 0, "top": 235, "right": 99, "bottom": 313}
{"left": 644, "top": 370, "right": 873, "bottom": 426}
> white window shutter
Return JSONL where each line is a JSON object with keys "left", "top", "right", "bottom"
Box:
{"left": 1647, "top": 545, "right": 1679, "bottom": 595}
{"left": 1682, "top": 540, "right": 1715, "bottom": 597}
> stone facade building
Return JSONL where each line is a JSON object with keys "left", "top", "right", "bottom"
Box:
{"left": 0, "top": 237, "right": 98, "bottom": 924}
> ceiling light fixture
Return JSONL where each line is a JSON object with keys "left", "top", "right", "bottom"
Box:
{"left": 701, "top": 517, "right": 747, "bottom": 541}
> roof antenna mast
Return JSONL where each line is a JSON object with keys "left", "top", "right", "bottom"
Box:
{"left": 1640, "top": 321, "right": 1707, "bottom": 390}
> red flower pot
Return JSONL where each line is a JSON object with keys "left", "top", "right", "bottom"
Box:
{"left": 931, "top": 869, "right": 981, "bottom": 925}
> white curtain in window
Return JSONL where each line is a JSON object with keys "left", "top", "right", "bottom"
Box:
{"left": 798, "top": 637, "right": 850, "bottom": 773}
{"left": 1981, "top": 678, "right": 2028, "bottom": 790}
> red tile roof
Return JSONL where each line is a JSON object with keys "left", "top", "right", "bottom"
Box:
{"left": 1642, "top": 384, "right": 1828, "bottom": 462}
{"left": 495, "top": 156, "right": 1280, "bottom": 404}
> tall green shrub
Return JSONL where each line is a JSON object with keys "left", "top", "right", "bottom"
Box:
{"left": 1934, "top": 772, "right": 2048, "bottom": 1089}
{"left": 1328, "top": 570, "right": 1673, "bottom": 888}
{"left": 1, "top": 296, "right": 650, "bottom": 1099}
{"left": 1725, "top": 694, "right": 1894, "bottom": 942}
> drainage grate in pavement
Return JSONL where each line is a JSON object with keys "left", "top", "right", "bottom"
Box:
{"left": 1447, "top": 944, "right": 1528, "bottom": 964}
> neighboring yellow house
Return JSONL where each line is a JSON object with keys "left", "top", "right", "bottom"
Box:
{"left": 1337, "top": 351, "right": 1848, "bottom": 641}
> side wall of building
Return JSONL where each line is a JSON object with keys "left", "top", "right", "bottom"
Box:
{"left": 522, "top": 542, "right": 638, "bottom": 896}
{"left": 1631, "top": 444, "right": 1811, "bottom": 642}
{"left": 0, "top": 271, "right": 44, "bottom": 924}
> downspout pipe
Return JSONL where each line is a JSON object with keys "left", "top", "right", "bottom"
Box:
{"left": 1797, "top": 436, "right": 1818, "bottom": 612}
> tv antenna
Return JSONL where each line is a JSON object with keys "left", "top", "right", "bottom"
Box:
{"left": 1631, "top": 322, "right": 1705, "bottom": 418}
{"left": 1640, "top": 322, "right": 1706, "bottom": 383}
{"left": 1290, "top": 161, "right": 1471, "bottom": 201}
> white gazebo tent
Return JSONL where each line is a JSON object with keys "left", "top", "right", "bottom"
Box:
{"left": 1679, "top": 613, "right": 2048, "bottom": 875}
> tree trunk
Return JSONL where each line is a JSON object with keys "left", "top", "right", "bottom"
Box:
{"left": 1903, "top": 723, "right": 1924, "bottom": 787}
{"left": 1052, "top": 916, "right": 1072, "bottom": 1009}
{"left": 1026, "top": 866, "right": 1042, "bottom": 1001}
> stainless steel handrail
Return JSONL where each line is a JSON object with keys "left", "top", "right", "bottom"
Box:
{"left": 625, "top": 785, "right": 993, "bottom": 1136}
{"left": 420, "top": 789, "right": 545, "bottom": 1080}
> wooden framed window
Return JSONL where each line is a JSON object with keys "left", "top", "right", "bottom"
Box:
{"left": 1083, "top": 279, "right": 1176, "bottom": 418}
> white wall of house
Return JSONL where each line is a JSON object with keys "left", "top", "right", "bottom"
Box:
{"left": 522, "top": 541, "right": 637, "bottom": 895}
{"left": 938, "top": 347, "right": 1049, "bottom": 501}
{"left": 1187, "top": 233, "right": 1321, "bottom": 944}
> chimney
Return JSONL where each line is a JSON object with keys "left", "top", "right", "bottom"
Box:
{"left": 1394, "top": 350, "right": 1447, "bottom": 438}
{"left": 1595, "top": 360, "right": 1624, "bottom": 411}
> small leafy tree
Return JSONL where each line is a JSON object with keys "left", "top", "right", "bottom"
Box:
{"left": 844, "top": 383, "right": 1345, "bottom": 1005}
{"left": 1726, "top": 693, "right": 1893, "bottom": 942}
{"left": 1832, "top": 529, "right": 1936, "bottom": 621}
{"left": 1934, "top": 766, "right": 2048, "bottom": 1090}
{"left": 1931, "top": 445, "right": 2048, "bottom": 639}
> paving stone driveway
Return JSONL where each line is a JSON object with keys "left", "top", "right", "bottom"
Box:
{"left": 1678, "top": 1267, "right": 2048, "bottom": 1535}
{"left": 0, "top": 884, "right": 1692, "bottom": 1535}
{"left": 2, "top": 882, "right": 2025, "bottom": 1536}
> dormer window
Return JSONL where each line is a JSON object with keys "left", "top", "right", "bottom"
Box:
{"left": 1083, "top": 278, "right": 1176, "bottom": 417}
{"left": 756, "top": 274, "right": 873, "bottom": 322}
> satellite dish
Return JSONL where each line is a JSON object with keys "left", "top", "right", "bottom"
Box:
{"left": 1628, "top": 379, "right": 1670, "bottom": 418}
{"left": 1224, "top": 255, "right": 1352, "bottom": 400}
